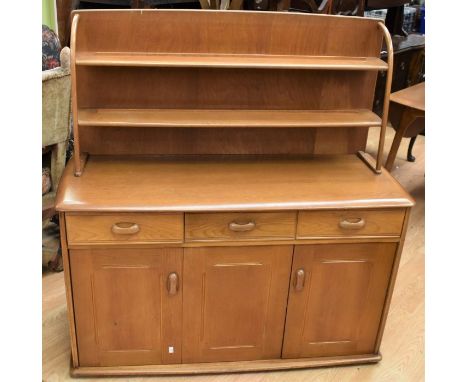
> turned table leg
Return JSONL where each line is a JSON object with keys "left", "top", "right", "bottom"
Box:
{"left": 385, "top": 107, "right": 415, "bottom": 171}
{"left": 407, "top": 136, "right": 417, "bottom": 162}
{"left": 385, "top": 125, "right": 406, "bottom": 171}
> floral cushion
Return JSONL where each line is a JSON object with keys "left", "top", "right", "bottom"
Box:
{"left": 42, "top": 25, "right": 61, "bottom": 71}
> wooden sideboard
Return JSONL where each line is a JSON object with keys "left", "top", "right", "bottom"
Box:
{"left": 56, "top": 10, "right": 413, "bottom": 376}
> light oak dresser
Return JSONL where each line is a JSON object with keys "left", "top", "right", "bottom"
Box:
{"left": 56, "top": 9, "right": 414, "bottom": 377}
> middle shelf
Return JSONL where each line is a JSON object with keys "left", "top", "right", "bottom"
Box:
{"left": 75, "top": 52, "right": 388, "bottom": 71}
{"left": 78, "top": 109, "right": 382, "bottom": 128}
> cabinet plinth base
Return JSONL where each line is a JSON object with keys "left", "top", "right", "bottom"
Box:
{"left": 71, "top": 353, "right": 382, "bottom": 377}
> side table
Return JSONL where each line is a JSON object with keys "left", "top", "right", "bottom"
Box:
{"left": 385, "top": 81, "right": 425, "bottom": 171}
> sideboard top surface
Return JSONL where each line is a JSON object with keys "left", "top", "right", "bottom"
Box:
{"left": 56, "top": 155, "right": 413, "bottom": 212}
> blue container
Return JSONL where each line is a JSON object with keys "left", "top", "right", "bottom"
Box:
{"left": 419, "top": 6, "right": 425, "bottom": 34}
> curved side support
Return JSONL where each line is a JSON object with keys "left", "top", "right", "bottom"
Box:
{"left": 375, "top": 21, "right": 394, "bottom": 173}
{"left": 70, "top": 14, "right": 82, "bottom": 176}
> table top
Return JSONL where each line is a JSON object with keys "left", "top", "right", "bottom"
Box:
{"left": 390, "top": 82, "right": 425, "bottom": 112}
{"left": 56, "top": 155, "right": 414, "bottom": 212}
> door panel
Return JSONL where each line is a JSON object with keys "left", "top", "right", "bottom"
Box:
{"left": 282, "top": 243, "right": 396, "bottom": 358}
{"left": 183, "top": 245, "right": 293, "bottom": 363}
{"left": 70, "top": 248, "right": 183, "bottom": 367}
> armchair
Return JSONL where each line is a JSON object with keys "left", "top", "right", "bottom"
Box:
{"left": 42, "top": 26, "right": 71, "bottom": 270}
{"left": 42, "top": 46, "right": 71, "bottom": 219}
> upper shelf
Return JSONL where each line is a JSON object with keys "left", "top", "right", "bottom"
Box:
{"left": 78, "top": 108, "right": 382, "bottom": 128}
{"left": 75, "top": 52, "right": 388, "bottom": 71}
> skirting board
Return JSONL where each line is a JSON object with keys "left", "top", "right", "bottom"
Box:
{"left": 71, "top": 353, "right": 382, "bottom": 377}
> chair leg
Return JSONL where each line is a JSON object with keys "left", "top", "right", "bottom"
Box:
{"left": 407, "top": 136, "right": 417, "bottom": 162}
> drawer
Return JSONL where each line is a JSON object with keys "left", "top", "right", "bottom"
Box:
{"left": 66, "top": 213, "right": 183, "bottom": 244}
{"left": 297, "top": 209, "right": 405, "bottom": 238}
{"left": 185, "top": 212, "right": 296, "bottom": 241}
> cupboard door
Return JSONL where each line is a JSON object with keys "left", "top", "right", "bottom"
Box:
{"left": 70, "top": 248, "right": 183, "bottom": 367}
{"left": 282, "top": 243, "right": 396, "bottom": 358}
{"left": 183, "top": 246, "right": 293, "bottom": 363}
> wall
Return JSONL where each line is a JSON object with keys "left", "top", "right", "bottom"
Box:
{"left": 42, "top": 0, "right": 56, "bottom": 30}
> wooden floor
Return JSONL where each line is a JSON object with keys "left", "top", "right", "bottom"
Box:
{"left": 42, "top": 126, "right": 424, "bottom": 381}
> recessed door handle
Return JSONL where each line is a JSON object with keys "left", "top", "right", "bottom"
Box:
{"left": 294, "top": 269, "right": 305, "bottom": 292}
{"left": 167, "top": 272, "right": 179, "bottom": 296}
{"left": 228, "top": 221, "right": 256, "bottom": 232}
{"left": 111, "top": 222, "right": 140, "bottom": 235}
{"left": 339, "top": 218, "right": 365, "bottom": 230}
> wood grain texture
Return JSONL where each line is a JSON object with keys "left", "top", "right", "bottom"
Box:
{"left": 66, "top": 237, "right": 401, "bottom": 251}
{"left": 76, "top": 67, "right": 377, "bottom": 111}
{"left": 390, "top": 82, "right": 425, "bottom": 111}
{"left": 78, "top": 108, "right": 382, "bottom": 129}
{"left": 70, "top": 353, "right": 381, "bottom": 376}
{"left": 58, "top": 213, "right": 79, "bottom": 367}
{"left": 70, "top": 14, "right": 81, "bottom": 175}
{"left": 78, "top": 127, "right": 367, "bottom": 156}
{"left": 54, "top": 10, "right": 409, "bottom": 377}
{"left": 388, "top": 105, "right": 425, "bottom": 139}
{"left": 43, "top": 126, "right": 425, "bottom": 381}
{"left": 75, "top": 52, "right": 388, "bottom": 70}
{"left": 72, "top": 10, "right": 384, "bottom": 58}
{"left": 297, "top": 209, "right": 405, "bottom": 238}
{"left": 282, "top": 243, "right": 396, "bottom": 358}
{"left": 69, "top": 10, "right": 386, "bottom": 165}
{"left": 70, "top": 247, "right": 183, "bottom": 367}
{"left": 375, "top": 22, "right": 394, "bottom": 172}
{"left": 74, "top": 153, "right": 88, "bottom": 177}
{"left": 373, "top": 207, "right": 411, "bottom": 352}
{"left": 65, "top": 213, "right": 183, "bottom": 244}
{"left": 185, "top": 212, "right": 296, "bottom": 241}
{"left": 385, "top": 107, "right": 425, "bottom": 171}
{"left": 182, "top": 246, "right": 293, "bottom": 363}
{"left": 365, "top": 124, "right": 424, "bottom": 381}
{"left": 56, "top": 155, "right": 413, "bottom": 213}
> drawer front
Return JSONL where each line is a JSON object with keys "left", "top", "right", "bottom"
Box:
{"left": 185, "top": 212, "right": 296, "bottom": 241}
{"left": 297, "top": 209, "right": 405, "bottom": 238}
{"left": 66, "top": 213, "right": 183, "bottom": 244}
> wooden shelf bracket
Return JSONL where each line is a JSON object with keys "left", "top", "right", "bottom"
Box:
{"left": 374, "top": 21, "right": 394, "bottom": 174}
{"left": 70, "top": 14, "right": 82, "bottom": 176}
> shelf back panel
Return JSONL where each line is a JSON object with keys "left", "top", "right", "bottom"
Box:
{"left": 77, "top": 67, "right": 377, "bottom": 111}
{"left": 73, "top": 10, "right": 384, "bottom": 58}
{"left": 79, "top": 127, "right": 368, "bottom": 156}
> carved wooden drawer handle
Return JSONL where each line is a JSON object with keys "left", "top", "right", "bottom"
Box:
{"left": 294, "top": 269, "right": 305, "bottom": 292}
{"left": 167, "top": 272, "right": 179, "bottom": 296}
{"left": 111, "top": 222, "right": 140, "bottom": 235}
{"left": 339, "top": 218, "right": 366, "bottom": 230}
{"left": 228, "top": 221, "right": 256, "bottom": 232}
